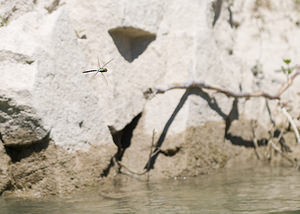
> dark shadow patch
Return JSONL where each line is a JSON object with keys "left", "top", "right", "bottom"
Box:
{"left": 225, "top": 98, "right": 239, "bottom": 138}
{"left": 225, "top": 133, "right": 268, "bottom": 148}
{"left": 4, "top": 132, "right": 50, "bottom": 163}
{"left": 101, "top": 113, "right": 142, "bottom": 177}
{"left": 212, "top": 0, "right": 223, "bottom": 26}
{"left": 45, "top": 0, "right": 61, "bottom": 13}
{"left": 190, "top": 89, "right": 227, "bottom": 120}
{"left": 108, "top": 27, "right": 156, "bottom": 62}
{"left": 146, "top": 89, "right": 229, "bottom": 169}
{"left": 273, "top": 129, "right": 292, "bottom": 153}
{"left": 160, "top": 147, "right": 181, "bottom": 157}
{"left": 146, "top": 91, "right": 190, "bottom": 169}
{"left": 25, "top": 60, "right": 34, "bottom": 65}
{"left": 0, "top": 96, "right": 22, "bottom": 115}
{"left": 224, "top": 99, "right": 269, "bottom": 148}
{"left": 100, "top": 157, "right": 115, "bottom": 178}
{"left": 0, "top": 132, "right": 4, "bottom": 144}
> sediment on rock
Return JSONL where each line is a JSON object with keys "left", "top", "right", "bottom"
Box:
{"left": 1, "top": 141, "right": 116, "bottom": 197}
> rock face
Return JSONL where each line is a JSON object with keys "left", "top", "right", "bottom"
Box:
{"left": 0, "top": 95, "right": 47, "bottom": 148}
{"left": 0, "top": 0, "right": 299, "bottom": 196}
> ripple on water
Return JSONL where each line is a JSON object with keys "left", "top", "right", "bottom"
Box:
{"left": 1, "top": 167, "right": 300, "bottom": 214}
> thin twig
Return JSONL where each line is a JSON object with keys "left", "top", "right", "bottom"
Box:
{"left": 152, "top": 69, "right": 300, "bottom": 100}
{"left": 117, "top": 129, "right": 157, "bottom": 179}
{"left": 278, "top": 69, "right": 300, "bottom": 96}
{"left": 268, "top": 128, "right": 295, "bottom": 166}
{"left": 280, "top": 104, "right": 300, "bottom": 144}
{"left": 269, "top": 139, "right": 295, "bottom": 166}
{"left": 117, "top": 161, "right": 148, "bottom": 176}
{"left": 147, "top": 129, "right": 156, "bottom": 181}
{"left": 251, "top": 120, "right": 261, "bottom": 160}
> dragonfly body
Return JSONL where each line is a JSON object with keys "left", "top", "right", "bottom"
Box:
{"left": 83, "top": 58, "right": 112, "bottom": 85}
{"left": 82, "top": 68, "right": 108, "bottom": 73}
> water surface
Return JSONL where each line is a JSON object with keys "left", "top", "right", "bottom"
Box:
{"left": 1, "top": 166, "right": 300, "bottom": 214}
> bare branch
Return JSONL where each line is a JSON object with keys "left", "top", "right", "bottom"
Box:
{"left": 117, "top": 129, "right": 157, "bottom": 179}
{"left": 280, "top": 105, "right": 300, "bottom": 144}
{"left": 278, "top": 69, "right": 300, "bottom": 96}
{"left": 117, "top": 160, "right": 148, "bottom": 176}
{"left": 269, "top": 139, "right": 296, "bottom": 166}
{"left": 152, "top": 69, "right": 300, "bottom": 100}
{"left": 251, "top": 120, "right": 261, "bottom": 160}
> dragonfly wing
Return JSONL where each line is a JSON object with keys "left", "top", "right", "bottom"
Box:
{"left": 88, "top": 71, "right": 99, "bottom": 83}
{"left": 101, "top": 72, "right": 108, "bottom": 86}
{"left": 97, "top": 57, "right": 100, "bottom": 68}
{"left": 102, "top": 58, "right": 113, "bottom": 68}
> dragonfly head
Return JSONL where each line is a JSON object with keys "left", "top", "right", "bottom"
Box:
{"left": 98, "top": 68, "right": 108, "bottom": 73}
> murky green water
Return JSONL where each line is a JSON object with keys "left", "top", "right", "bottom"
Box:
{"left": 1, "top": 167, "right": 300, "bottom": 214}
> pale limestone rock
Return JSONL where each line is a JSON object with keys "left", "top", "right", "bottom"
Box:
{"left": 0, "top": 0, "right": 299, "bottom": 191}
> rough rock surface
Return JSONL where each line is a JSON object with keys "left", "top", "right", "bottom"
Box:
{"left": 0, "top": 95, "right": 47, "bottom": 148}
{"left": 0, "top": 0, "right": 299, "bottom": 196}
{"left": 0, "top": 143, "right": 10, "bottom": 194}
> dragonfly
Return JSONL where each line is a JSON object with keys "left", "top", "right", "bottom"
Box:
{"left": 83, "top": 58, "right": 113, "bottom": 85}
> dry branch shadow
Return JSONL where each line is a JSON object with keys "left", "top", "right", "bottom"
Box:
{"left": 145, "top": 90, "right": 190, "bottom": 169}
{"left": 145, "top": 88, "right": 269, "bottom": 170}
{"left": 145, "top": 89, "right": 228, "bottom": 169}
{"left": 192, "top": 89, "right": 227, "bottom": 120}
{"left": 192, "top": 91, "right": 268, "bottom": 148}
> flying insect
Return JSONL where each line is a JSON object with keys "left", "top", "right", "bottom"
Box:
{"left": 83, "top": 58, "right": 113, "bottom": 85}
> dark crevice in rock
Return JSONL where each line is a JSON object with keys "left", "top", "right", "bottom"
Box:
{"left": 108, "top": 27, "right": 156, "bottom": 62}
{"left": 101, "top": 113, "right": 142, "bottom": 177}
{"left": 224, "top": 98, "right": 239, "bottom": 138}
{"left": 0, "top": 132, "right": 4, "bottom": 144}
{"left": 45, "top": 0, "right": 61, "bottom": 13}
{"left": 228, "top": 6, "right": 233, "bottom": 28}
{"left": 212, "top": 0, "right": 223, "bottom": 26}
{"left": 0, "top": 180, "right": 12, "bottom": 196}
{"left": 4, "top": 132, "right": 50, "bottom": 163}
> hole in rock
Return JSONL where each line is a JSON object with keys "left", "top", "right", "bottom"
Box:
{"left": 108, "top": 27, "right": 156, "bottom": 62}
{"left": 4, "top": 132, "right": 50, "bottom": 163}
{"left": 101, "top": 112, "right": 142, "bottom": 177}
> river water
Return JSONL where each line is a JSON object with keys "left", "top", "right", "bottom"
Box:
{"left": 1, "top": 166, "right": 300, "bottom": 214}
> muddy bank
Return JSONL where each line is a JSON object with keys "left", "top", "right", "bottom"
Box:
{"left": 0, "top": 115, "right": 299, "bottom": 197}
{"left": 0, "top": 141, "right": 116, "bottom": 197}
{"left": 0, "top": 122, "right": 298, "bottom": 197}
